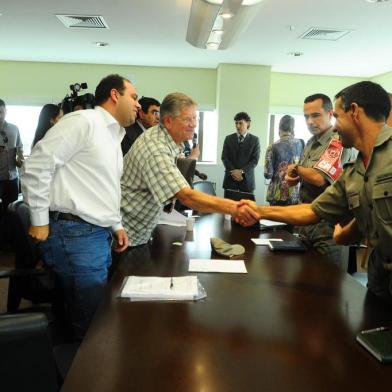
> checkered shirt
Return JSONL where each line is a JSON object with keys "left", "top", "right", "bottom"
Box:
{"left": 121, "top": 124, "right": 189, "bottom": 246}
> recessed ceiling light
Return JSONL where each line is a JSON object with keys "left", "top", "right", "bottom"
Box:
{"left": 288, "top": 51, "right": 304, "bottom": 57}
{"left": 95, "top": 41, "right": 109, "bottom": 47}
{"left": 206, "top": 42, "right": 220, "bottom": 50}
{"left": 221, "top": 12, "right": 233, "bottom": 19}
{"left": 366, "top": 0, "right": 389, "bottom": 3}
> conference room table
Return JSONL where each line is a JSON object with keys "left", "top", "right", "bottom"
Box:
{"left": 62, "top": 213, "right": 392, "bottom": 392}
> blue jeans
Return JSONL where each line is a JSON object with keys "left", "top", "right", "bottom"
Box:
{"left": 39, "top": 219, "right": 112, "bottom": 339}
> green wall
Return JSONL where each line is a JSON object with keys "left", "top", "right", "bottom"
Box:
{"left": 269, "top": 72, "right": 366, "bottom": 112}
{"left": 2, "top": 59, "right": 392, "bottom": 202}
{"left": 0, "top": 61, "right": 216, "bottom": 107}
{"left": 372, "top": 71, "right": 392, "bottom": 92}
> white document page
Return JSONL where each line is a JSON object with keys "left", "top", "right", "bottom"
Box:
{"left": 259, "top": 219, "right": 287, "bottom": 227}
{"left": 157, "top": 209, "right": 187, "bottom": 227}
{"left": 251, "top": 238, "right": 283, "bottom": 246}
{"left": 121, "top": 276, "right": 198, "bottom": 300}
{"left": 189, "top": 259, "right": 247, "bottom": 273}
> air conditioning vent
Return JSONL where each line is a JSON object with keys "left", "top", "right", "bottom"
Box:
{"left": 299, "top": 27, "right": 351, "bottom": 41}
{"left": 56, "top": 15, "right": 109, "bottom": 29}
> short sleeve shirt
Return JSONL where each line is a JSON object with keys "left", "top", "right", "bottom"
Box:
{"left": 300, "top": 127, "right": 352, "bottom": 203}
{"left": 311, "top": 125, "right": 392, "bottom": 260}
{"left": 121, "top": 124, "right": 190, "bottom": 246}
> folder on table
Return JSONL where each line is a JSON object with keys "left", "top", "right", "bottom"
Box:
{"left": 356, "top": 327, "right": 392, "bottom": 363}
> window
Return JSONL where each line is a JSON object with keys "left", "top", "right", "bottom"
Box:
{"left": 188, "top": 110, "right": 218, "bottom": 163}
{"left": 5, "top": 105, "right": 42, "bottom": 155}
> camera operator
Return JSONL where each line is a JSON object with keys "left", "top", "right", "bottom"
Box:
{"left": 62, "top": 83, "right": 95, "bottom": 114}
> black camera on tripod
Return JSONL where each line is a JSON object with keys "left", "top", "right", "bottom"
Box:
{"left": 61, "top": 82, "right": 95, "bottom": 114}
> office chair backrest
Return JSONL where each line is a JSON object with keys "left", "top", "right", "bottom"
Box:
{"left": 193, "top": 180, "right": 216, "bottom": 196}
{"left": 177, "top": 157, "right": 196, "bottom": 187}
{"left": 6, "top": 200, "right": 56, "bottom": 311}
{"left": 8, "top": 200, "right": 37, "bottom": 268}
{"left": 0, "top": 312, "right": 58, "bottom": 392}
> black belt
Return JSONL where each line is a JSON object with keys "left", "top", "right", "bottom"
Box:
{"left": 49, "top": 211, "right": 87, "bottom": 224}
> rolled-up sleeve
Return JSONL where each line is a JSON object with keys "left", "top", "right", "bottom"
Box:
{"left": 311, "top": 173, "right": 353, "bottom": 225}
{"left": 143, "top": 148, "right": 189, "bottom": 205}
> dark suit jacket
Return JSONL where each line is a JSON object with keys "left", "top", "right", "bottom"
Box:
{"left": 221, "top": 132, "right": 260, "bottom": 192}
{"left": 121, "top": 121, "right": 144, "bottom": 156}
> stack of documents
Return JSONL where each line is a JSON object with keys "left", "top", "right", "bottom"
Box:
{"left": 157, "top": 209, "right": 187, "bottom": 227}
{"left": 120, "top": 276, "right": 206, "bottom": 301}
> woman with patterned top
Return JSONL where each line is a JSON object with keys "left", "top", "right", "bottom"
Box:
{"left": 264, "top": 115, "right": 304, "bottom": 206}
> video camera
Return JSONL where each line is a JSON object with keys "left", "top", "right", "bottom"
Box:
{"left": 61, "top": 82, "right": 95, "bottom": 114}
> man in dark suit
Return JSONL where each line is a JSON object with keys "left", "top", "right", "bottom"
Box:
{"left": 221, "top": 112, "right": 260, "bottom": 196}
{"left": 121, "top": 97, "right": 160, "bottom": 156}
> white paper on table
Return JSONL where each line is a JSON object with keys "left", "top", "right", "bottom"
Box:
{"left": 259, "top": 219, "right": 287, "bottom": 227}
{"left": 189, "top": 259, "right": 247, "bottom": 273}
{"left": 120, "top": 276, "right": 199, "bottom": 300}
{"left": 157, "top": 209, "right": 187, "bottom": 227}
{"left": 251, "top": 238, "right": 283, "bottom": 246}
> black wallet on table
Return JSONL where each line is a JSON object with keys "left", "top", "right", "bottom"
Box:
{"left": 268, "top": 239, "right": 306, "bottom": 252}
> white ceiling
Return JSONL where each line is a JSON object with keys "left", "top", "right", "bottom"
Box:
{"left": 1, "top": 0, "right": 392, "bottom": 77}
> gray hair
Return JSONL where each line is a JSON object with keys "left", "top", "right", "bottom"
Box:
{"left": 160, "top": 92, "right": 197, "bottom": 122}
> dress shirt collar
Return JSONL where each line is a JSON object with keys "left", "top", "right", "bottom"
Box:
{"left": 159, "top": 124, "right": 183, "bottom": 156}
{"left": 95, "top": 106, "right": 125, "bottom": 140}
{"left": 237, "top": 132, "right": 247, "bottom": 141}
{"left": 374, "top": 124, "right": 392, "bottom": 148}
{"left": 137, "top": 120, "right": 147, "bottom": 132}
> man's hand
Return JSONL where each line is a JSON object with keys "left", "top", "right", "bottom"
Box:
{"left": 188, "top": 145, "right": 200, "bottom": 160}
{"left": 113, "top": 229, "right": 129, "bottom": 253}
{"left": 287, "top": 164, "right": 298, "bottom": 178}
{"left": 232, "top": 200, "right": 261, "bottom": 226}
{"left": 285, "top": 165, "right": 300, "bottom": 186}
{"left": 285, "top": 174, "right": 300, "bottom": 187}
{"left": 230, "top": 169, "right": 243, "bottom": 181}
{"left": 29, "top": 225, "right": 50, "bottom": 241}
{"left": 333, "top": 219, "right": 362, "bottom": 245}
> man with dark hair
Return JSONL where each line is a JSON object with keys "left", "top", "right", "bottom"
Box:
{"left": 285, "top": 93, "right": 352, "bottom": 267}
{"left": 121, "top": 93, "right": 256, "bottom": 247}
{"left": 221, "top": 111, "right": 260, "bottom": 196}
{"left": 21, "top": 73, "right": 140, "bottom": 339}
{"left": 240, "top": 81, "right": 392, "bottom": 302}
{"left": 121, "top": 96, "right": 160, "bottom": 155}
{"left": 0, "top": 99, "right": 24, "bottom": 219}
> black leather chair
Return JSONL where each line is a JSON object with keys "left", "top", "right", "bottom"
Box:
{"left": 193, "top": 180, "right": 216, "bottom": 196}
{"left": 1, "top": 200, "right": 57, "bottom": 312}
{"left": 0, "top": 312, "right": 78, "bottom": 392}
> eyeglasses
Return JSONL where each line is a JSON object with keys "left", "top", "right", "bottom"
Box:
{"left": 0, "top": 130, "right": 8, "bottom": 145}
{"left": 177, "top": 116, "right": 198, "bottom": 126}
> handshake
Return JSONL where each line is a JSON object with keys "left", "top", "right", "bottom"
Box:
{"left": 231, "top": 199, "right": 261, "bottom": 226}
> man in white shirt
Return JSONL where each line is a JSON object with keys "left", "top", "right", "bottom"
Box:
{"left": 21, "top": 74, "right": 140, "bottom": 339}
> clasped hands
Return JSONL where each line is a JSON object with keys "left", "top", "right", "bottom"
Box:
{"left": 285, "top": 163, "right": 300, "bottom": 187}
{"left": 230, "top": 169, "right": 243, "bottom": 182}
{"left": 231, "top": 199, "right": 261, "bottom": 226}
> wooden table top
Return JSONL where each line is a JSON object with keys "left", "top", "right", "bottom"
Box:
{"left": 62, "top": 214, "right": 392, "bottom": 392}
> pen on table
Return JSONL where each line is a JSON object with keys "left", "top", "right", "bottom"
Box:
{"left": 170, "top": 277, "right": 174, "bottom": 289}
{"left": 361, "top": 326, "right": 388, "bottom": 334}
